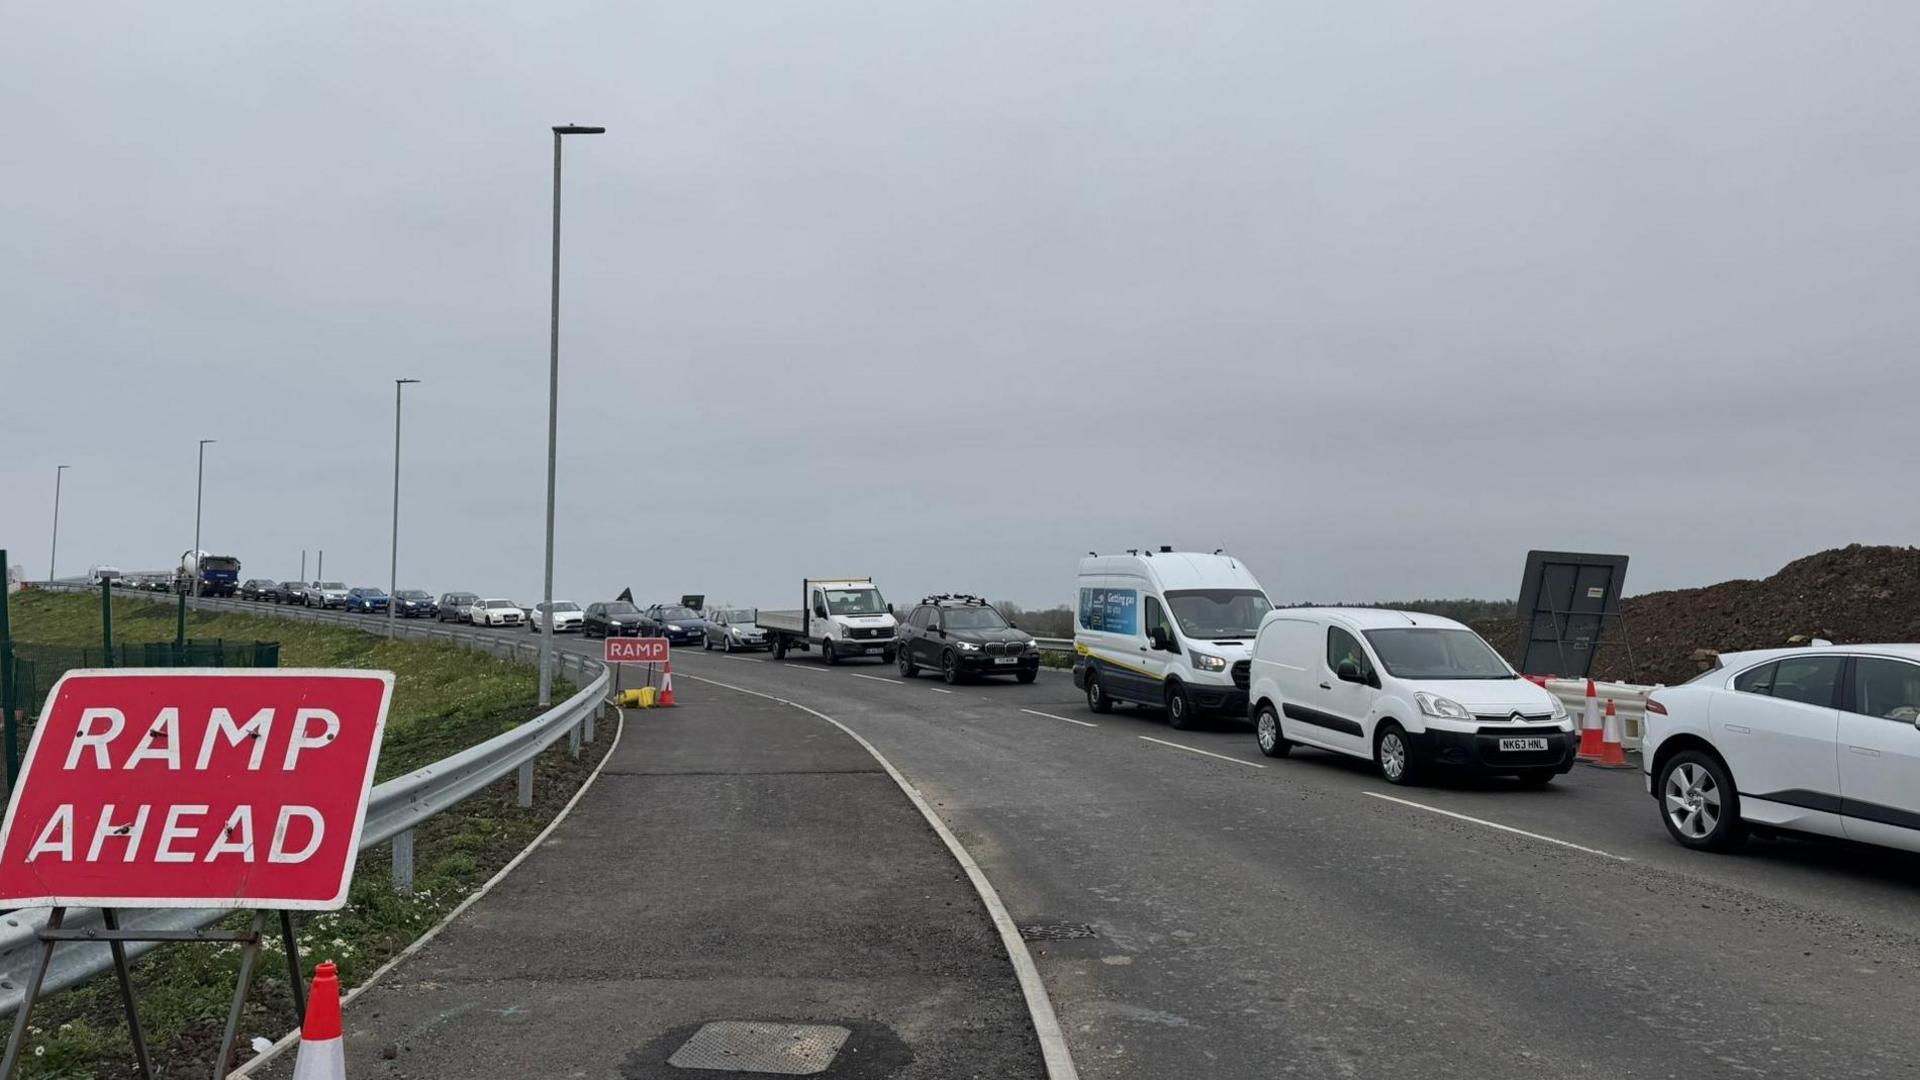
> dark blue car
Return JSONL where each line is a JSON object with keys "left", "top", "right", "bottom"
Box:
{"left": 392, "top": 589, "right": 438, "bottom": 618}
{"left": 346, "top": 587, "right": 390, "bottom": 614}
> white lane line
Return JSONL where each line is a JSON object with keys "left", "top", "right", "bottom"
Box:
{"left": 725, "top": 656, "right": 766, "bottom": 664}
{"left": 929, "top": 687, "right": 954, "bottom": 694}
{"left": 672, "top": 671, "right": 1081, "bottom": 1080}
{"left": 1137, "top": 735, "right": 1266, "bottom": 768}
{"left": 1021, "top": 708, "right": 1098, "bottom": 729}
{"left": 1362, "top": 791, "right": 1630, "bottom": 862}
{"left": 851, "top": 673, "right": 904, "bottom": 684}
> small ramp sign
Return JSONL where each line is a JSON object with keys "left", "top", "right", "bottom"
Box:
{"left": 0, "top": 669, "right": 392, "bottom": 910}
{"left": 605, "top": 637, "right": 670, "bottom": 664}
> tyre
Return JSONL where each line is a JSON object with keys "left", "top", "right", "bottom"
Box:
{"left": 702, "top": 635, "right": 712, "bottom": 651}
{"left": 1164, "top": 680, "right": 1196, "bottom": 730}
{"left": 941, "top": 650, "right": 961, "bottom": 685}
{"left": 723, "top": 637, "right": 734, "bottom": 653}
{"left": 823, "top": 640, "right": 839, "bottom": 665}
{"left": 1254, "top": 702, "right": 1291, "bottom": 758}
{"left": 1375, "top": 723, "right": 1419, "bottom": 785}
{"left": 1085, "top": 669, "right": 1113, "bottom": 714}
{"left": 772, "top": 636, "right": 788, "bottom": 660}
{"left": 1514, "top": 769, "right": 1556, "bottom": 788}
{"left": 1016, "top": 669, "right": 1037, "bottom": 684}
{"left": 1658, "top": 750, "right": 1747, "bottom": 852}
{"left": 899, "top": 647, "right": 919, "bottom": 678}
{"left": 881, "top": 648, "right": 896, "bottom": 665}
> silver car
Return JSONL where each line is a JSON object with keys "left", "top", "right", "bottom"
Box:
{"left": 703, "top": 608, "right": 769, "bottom": 652}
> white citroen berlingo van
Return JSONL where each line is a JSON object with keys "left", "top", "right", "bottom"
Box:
{"left": 1247, "top": 608, "right": 1576, "bottom": 785}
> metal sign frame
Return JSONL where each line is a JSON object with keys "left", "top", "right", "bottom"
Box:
{"left": 1514, "top": 550, "right": 1635, "bottom": 679}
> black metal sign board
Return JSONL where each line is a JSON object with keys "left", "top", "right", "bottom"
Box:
{"left": 1514, "top": 550, "right": 1629, "bottom": 678}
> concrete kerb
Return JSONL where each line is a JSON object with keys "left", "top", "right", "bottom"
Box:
{"left": 227, "top": 708, "right": 629, "bottom": 1079}
{"left": 673, "top": 670, "right": 1081, "bottom": 1080}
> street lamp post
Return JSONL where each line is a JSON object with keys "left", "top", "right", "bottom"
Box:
{"left": 48, "top": 465, "right": 69, "bottom": 582}
{"left": 540, "top": 123, "right": 605, "bottom": 707}
{"left": 192, "top": 439, "right": 215, "bottom": 597}
{"left": 388, "top": 378, "right": 421, "bottom": 639}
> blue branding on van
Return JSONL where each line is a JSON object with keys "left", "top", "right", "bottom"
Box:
{"left": 1079, "top": 588, "right": 1139, "bottom": 635}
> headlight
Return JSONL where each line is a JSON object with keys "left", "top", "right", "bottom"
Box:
{"left": 1025, "top": 639, "right": 1038, "bottom": 651}
{"left": 1190, "top": 651, "right": 1227, "bottom": 672}
{"left": 956, "top": 641, "right": 981, "bottom": 652}
{"left": 1415, "top": 692, "right": 1473, "bottom": 721}
{"left": 1548, "top": 695, "right": 1569, "bottom": 720}
{"left": 667, "top": 624, "right": 682, "bottom": 631}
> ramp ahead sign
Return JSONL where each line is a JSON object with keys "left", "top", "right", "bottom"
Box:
{"left": 0, "top": 670, "right": 392, "bottom": 910}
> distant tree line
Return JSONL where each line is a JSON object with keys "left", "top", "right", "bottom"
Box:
{"left": 994, "top": 601, "right": 1076, "bottom": 638}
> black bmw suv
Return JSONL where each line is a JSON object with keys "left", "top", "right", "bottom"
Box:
{"left": 896, "top": 594, "right": 1041, "bottom": 685}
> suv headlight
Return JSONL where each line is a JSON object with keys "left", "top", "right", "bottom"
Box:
{"left": 956, "top": 641, "right": 981, "bottom": 652}
{"left": 1025, "top": 639, "right": 1039, "bottom": 652}
{"left": 1415, "top": 692, "right": 1473, "bottom": 721}
{"left": 1189, "top": 651, "right": 1227, "bottom": 672}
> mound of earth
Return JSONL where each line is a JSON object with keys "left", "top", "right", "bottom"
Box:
{"left": 1476, "top": 544, "right": 1920, "bottom": 686}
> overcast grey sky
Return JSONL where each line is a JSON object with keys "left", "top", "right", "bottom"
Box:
{"left": 5, "top": 2, "right": 1917, "bottom": 609}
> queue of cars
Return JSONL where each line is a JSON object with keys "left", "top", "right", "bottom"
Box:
{"left": 218, "top": 552, "right": 1919, "bottom": 861}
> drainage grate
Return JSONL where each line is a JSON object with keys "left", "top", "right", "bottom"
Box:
{"left": 667, "top": 1021, "right": 851, "bottom": 1075}
{"left": 1018, "top": 922, "right": 1098, "bottom": 941}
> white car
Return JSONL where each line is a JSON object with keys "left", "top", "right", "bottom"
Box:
{"left": 1247, "top": 609, "right": 1576, "bottom": 786}
{"left": 1643, "top": 645, "right": 1920, "bottom": 854}
{"left": 469, "top": 598, "right": 524, "bottom": 627}
{"left": 305, "top": 581, "right": 350, "bottom": 609}
{"left": 529, "top": 601, "right": 584, "bottom": 633}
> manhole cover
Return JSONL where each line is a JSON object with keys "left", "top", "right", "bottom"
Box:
{"left": 667, "top": 1021, "right": 851, "bottom": 1075}
{"left": 1018, "top": 922, "right": 1098, "bottom": 941}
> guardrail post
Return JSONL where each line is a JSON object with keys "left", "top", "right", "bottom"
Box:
{"left": 584, "top": 705, "right": 596, "bottom": 744}
{"left": 392, "top": 828, "right": 414, "bottom": 894}
{"left": 518, "top": 760, "right": 534, "bottom": 807}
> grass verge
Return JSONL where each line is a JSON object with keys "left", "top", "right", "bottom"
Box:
{"left": 4, "top": 591, "right": 606, "bottom": 1080}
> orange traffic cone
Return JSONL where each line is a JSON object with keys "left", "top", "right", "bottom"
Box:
{"left": 657, "top": 661, "right": 676, "bottom": 707}
{"left": 1577, "top": 679, "right": 1604, "bottom": 759}
{"left": 290, "top": 962, "right": 345, "bottom": 1079}
{"left": 1593, "top": 699, "right": 1632, "bottom": 769}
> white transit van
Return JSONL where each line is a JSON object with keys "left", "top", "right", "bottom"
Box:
{"left": 1246, "top": 608, "right": 1576, "bottom": 786}
{"left": 1072, "top": 548, "right": 1272, "bottom": 728}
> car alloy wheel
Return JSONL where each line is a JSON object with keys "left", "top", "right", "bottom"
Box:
{"left": 1255, "top": 704, "right": 1290, "bottom": 758}
{"left": 1665, "top": 762, "right": 1721, "bottom": 840}
{"left": 942, "top": 650, "right": 960, "bottom": 685}
{"left": 1376, "top": 725, "right": 1416, "bottom": 785}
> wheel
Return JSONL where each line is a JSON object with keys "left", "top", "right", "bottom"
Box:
{"left": 1164, "top": 680, "right": 1196, "bottom": 730}
{"left": 722, "top": 636, "right": 733, "bottom": 653}
{"left": 1085, "top": 669, "right": 1113, "bottom": 714}
{"left": 1254, "top": 702, "right": 1291, "bottom": 758}
{"left": 773, "top": 636, "right": 788, "bottom": 659}
{"left": 1514, "top": 769, "right": 1556, "bottom": 788}
{"left": 881, "top": 648, "right": 896, "bottom": 665}
{"left": 899, "top": 647, "right": 919, "bottom": 678}
{"left": 823, "top": 640, "right": 839, "bottom": 665}
{"left": 1375, "top": 723, "right": 1419, "bottom": 785}
{"left": 703, "top": 635, "right": 712, "bottom": 651}
{"left": 1016, "top": 669, "right": 1037, "bottom": 684}
{"left": 941, "top": 650, "right": 962, "bottom": 684}
{"left": 1659, "top": 750, "right": 1747, "bottom": 852}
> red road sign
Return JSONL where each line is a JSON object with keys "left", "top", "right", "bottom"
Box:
{"left": 0, "top": 669, "right": 393, "bottom": 910}
{"left": 604, "top": 637, "right": 670, "bottom": 664}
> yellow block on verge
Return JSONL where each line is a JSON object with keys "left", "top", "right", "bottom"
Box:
{"left": 615, "top": 687, "right": 658, "bottom": 709}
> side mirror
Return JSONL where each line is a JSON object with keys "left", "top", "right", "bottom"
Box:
{"left": 1148, "top": 626, "right": 1172, "bottom": 652}
{"left": 1336, "top": 659, "right": 1367, "bottom": 683}
{"left": 887, "top": 603, "right": 895, "bottom": 615}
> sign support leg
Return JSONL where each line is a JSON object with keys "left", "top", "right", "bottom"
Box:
{"left": 0, "top": 907, "right": 64, "bottom": 1080}
{"left": 211, "top": 911, "right": 268, "bottom": 1080}
{"left": 101, "top": 909, "right": 154, "bottom": 1080}
{"left": 280, "top": 910, "right": 307, "bottom": 1022}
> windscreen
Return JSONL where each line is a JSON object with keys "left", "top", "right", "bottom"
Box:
{"left": 1363, "top": 628, "right": 1514, "bottom": 680}
{"left": 551, "top": 602, "right": 580, "bottom": 612}
{"left": 825, "top": 588, "right": 887, "bottom": 615}
{"left": 605, "top": 602, "right": 639, "bottom": 615}
{"left": 1165, "top": 589, "right": 1272, "bottom": 639}
{"left": 486, "top": 599, "right": 517, "bottom": 609}
{"left": 319, "top": 582, "right": 345, "bottom": 590}
{"left": 723, "top": 609, "right": 756, "bottom": 623}
{"left": 943, "top": 607, "right": 1009, "bottom": 630}
{"left": 657, "top": 606, "right": 697, "bottom": 621}
{"left": 202, "top": 557, "right": 240, "bottom": 572}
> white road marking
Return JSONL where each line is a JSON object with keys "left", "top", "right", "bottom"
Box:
{"left": 1021, "top": 708, "right": 1098, "bottom": 729}
{"left": 1137, "top": 736, "right": 1266, "bottom": 768}
{"left": 1362, "top": 791, "right": 1630, "bottom": 862}
{"left": 930, "top": 687, "right": 954, "bottom": 694}
{"left": 725, "top": 656, "right": 766, "bottom": 664}
{"left": 851, "top": 673, "right": 903, "bottom": 684}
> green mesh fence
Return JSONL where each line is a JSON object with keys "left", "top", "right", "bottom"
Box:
{"left": 9, "top": 639, "right": 281, "bottom": 716}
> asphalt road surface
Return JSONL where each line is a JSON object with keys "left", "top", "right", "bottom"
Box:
{"left": 481, "top": 627, "right": 1920, "bottom": 1079}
